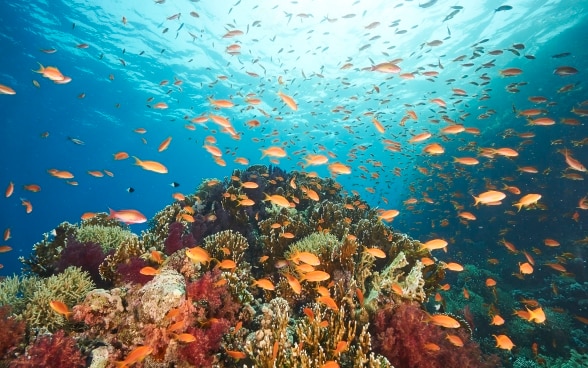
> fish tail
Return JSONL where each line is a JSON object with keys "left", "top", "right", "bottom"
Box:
{"left": 33, "top": 62, "right": 44, "bottom": 74}
{"left": 472, "top": 195, "right": 480, "bottom": 206}
{"left": 132, "top": 156, "right": 142, "bottom": 165}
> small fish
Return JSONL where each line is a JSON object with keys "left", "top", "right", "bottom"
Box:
{"left": 49, "top": 300, "right": 72, "bottom": 319}
{"left": 126, "top": 187, "right": 135, "bottom": 193}
{"left": 495, "top": 5, "right": 513, "bottom": 12}
{"left": 170, "top": 182, "right": 180, "bottom": 187}
{"left": 67, "top": 137, "right": 85, "bottom": 145}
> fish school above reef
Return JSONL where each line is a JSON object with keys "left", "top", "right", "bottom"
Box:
{"left": 0, "top": 165, "right": 586, "bottom": 368}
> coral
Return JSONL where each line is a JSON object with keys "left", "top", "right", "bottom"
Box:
{"left": 164, "top": 221, "right": 187, "bottom": 255}
{"left": 0, "top": 306, "right": 26, "bottom": 360}
{"left": 72, "top": 288, "right": 125, "bottom": 332}
{"left": 99, "top": 235, "right": 146, "bottom": 284}
{"left": 513, "top": 356, "right": 541, "bottom": 368}
{"left": 543, "top": 348, "right": 588, "bottom": 368}
{"left": 179, "top": 319, "right": 230, "bottom": 367}
{"left": 186, "top": 269, "right": 241, "bottom": 324}
{"left": 372, "top": 302, "right": 500, "bottom": 368}
{"left": 244, "top": 297, "right": 293, "bottom": 367}
{"left": 75, "top": 223, "right": 135, "bottom": 252}
{"left": 8, "top": 330, "right": 85, "bottom": 368}
{"left": 116, "top": 256, "right": 152, "bottom": 285}
{"left": 19, "top": 221, "right": 78, "bottom": 277}
{"left": 135, "top": 269, "right": 186, "bottom": 324}
{"left": 56, "top": 238, "right": 108, "bottom": 287}
{"left": 203, "top": 229, "right": 249, "bottom": 264}
{"left": 23, "top": 266, "right": 95, "bottom": 331}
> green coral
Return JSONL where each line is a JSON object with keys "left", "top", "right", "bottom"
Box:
{"left": 544, "top": 349, "right": 588, "bottom": 368}
{"left": 0, "top": 267, "right": 95, "bottom": 332}
{"left": 76, "top": 224, "right": 136, "bottom": 252}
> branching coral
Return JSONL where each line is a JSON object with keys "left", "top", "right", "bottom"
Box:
{"left": 203, "top": 229, "right": 249, "bottom": 265}
{"left": 23, "top": 266, "right": 95, "bottom": 331}
{"left": 75, "top": 223, "right": 135, "bottom": 252}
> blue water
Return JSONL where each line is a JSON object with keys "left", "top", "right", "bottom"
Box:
{"left": 1, "top": 0, "right": 587, "bottom": 364}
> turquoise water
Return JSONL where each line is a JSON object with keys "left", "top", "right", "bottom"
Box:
{"left": 1, "top": 0, "right": 587, "bottom": 366}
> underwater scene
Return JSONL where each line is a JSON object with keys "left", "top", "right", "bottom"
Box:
{"left": 0, "top": 0, "right": 587, "bottom": 367}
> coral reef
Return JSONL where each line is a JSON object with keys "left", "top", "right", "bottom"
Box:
{"left": 6, "top": 166, "right": 498, "bottom": 367}
{"left": 372, "top": 302, "right": 501, "bottom": 368}
{"left": 0, "top": 306, "right": 26, "bottom": 361}
{"left": 0, "top": 267, "right": 95, "bottom": 332}
{"left": 8, "top": 330, "right": 86, "bottom": 368}
{"left": 75, "top": 223, "right": 135, "bottom": 252}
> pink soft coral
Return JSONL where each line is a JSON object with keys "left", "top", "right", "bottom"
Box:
{"left": 179, "top": 319, "right": 230, "bottom": 367}
{"left": 0, "top": 306, "right": 26, "bottom": 360}
{"left": 9, "top": 330, "right": 85, "bottom": 368}
{"left": 372, "top": 302, "right": 501, "bottom": 368}
{"left": 186, "top": 269, "right": 240, "bottom": 323}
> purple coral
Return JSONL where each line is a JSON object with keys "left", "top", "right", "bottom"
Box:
{"left": 56, "top": 238, "right": 108, "bottom": 287}
{"left": 116, "top": 256, "right": 152, "bottom": 285}
{"left": 9, "top": 330, "right": 85, "bottom": 368}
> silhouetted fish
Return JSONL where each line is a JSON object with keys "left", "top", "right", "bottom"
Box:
{"left": 419, "top": 0, "right": 437, "bottom": 8}
{"left": 495, "top": 5, "right": 513, "bottom": 12}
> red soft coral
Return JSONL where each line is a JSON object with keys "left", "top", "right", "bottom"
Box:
{"left": 0, "top": 306, "right": 26, "bottom": 360}
{"left": 9, "top": 330, "right": 85, "bottom": 368}
{"left": 372, "top": 302, "right": 500, "bottom": 368}
{"left": 186, "top": 269, "right": 240, "bottom": 323}
{"left": 179, "top": 319, "right": 230, "bottom": 367}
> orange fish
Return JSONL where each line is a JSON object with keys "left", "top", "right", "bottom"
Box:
{"left": 490, "top": 315, "right": 505, "bottom": 326}
{"left": 23, "top": 184, "right": 41, "bottom": 192}
{"left": 316, "top": 296, "right": 339, "bottom": 311}
{"left": 226, "top": 350, "right": 247, "bottom": 360}
{"left": 493, "top": 334, "right": 515, "bottom": 350}
{"left": 0, "top": 246, "right": 12, "bottom": 253}
{"left": 364, "top": 247, "right": 386, "bottom": 259}
{"left": 0, "top": 84, "right": 16, "bottom": 95}
{"left": 519, "top": 262, "right": 533, "bottom": 275}
{"left": 133, "top": 156, "right": 168, "bottom": 174}
{"left": 513, "top": 194, "right": 541, "bottom": 211}
{"left": 185, "top": 246, "right": 211, "bottom": 265}
{"left": 301, "top": 270, "right": 330, "bottom": 282}
{"left": 158, "top": 136, "right": 172, "bottom": 152}
{"left": 49, "top": 300, "right": 72, "bottom": 319}
{"left": 446, "top": 334, "right": 464, "bottom": 347}
{"left": 139, "top": 266, "right": 160, "bottom": 276}
{"left": 252, "top": 278, "right": 275, "bottom": 290}
{"left": 283, "top": 272, "right": 302, "bottom": 294}
{"left": 108, "top": 208, "right": 147, "bottom": 224}
{"left": 34, "top": 63, "right": 65, "bottom": 81}
{"left": 5, "top": 181, "right": 14, "bottom": 197}
{"left": 289, "top": 251, "right": 321, "bottom": 266}
{"left": 261, "top": 146, "right": 287, "bottom": 159}
{"left": 3, "top": 228, "right": 10, "bottom": 241}
{"left": 173, "top": 333, "right": 196, "bottom": 343}
{"left": 115, "top": 345, "right": 154, "bottom": 367}
{"left": 421, "top": 238, "right": 448, "bottom": 252}
{"left": 277, "top": 91, "right": 298, "bottom": 111}
{"left": 473, "top": 191, "right": 506, "bottom": 206}
{"left": 21, "top": 199, "right": 33, "bottom": 213}
{"left": 427, "top": 314, "right": 461, "bottom": 328}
